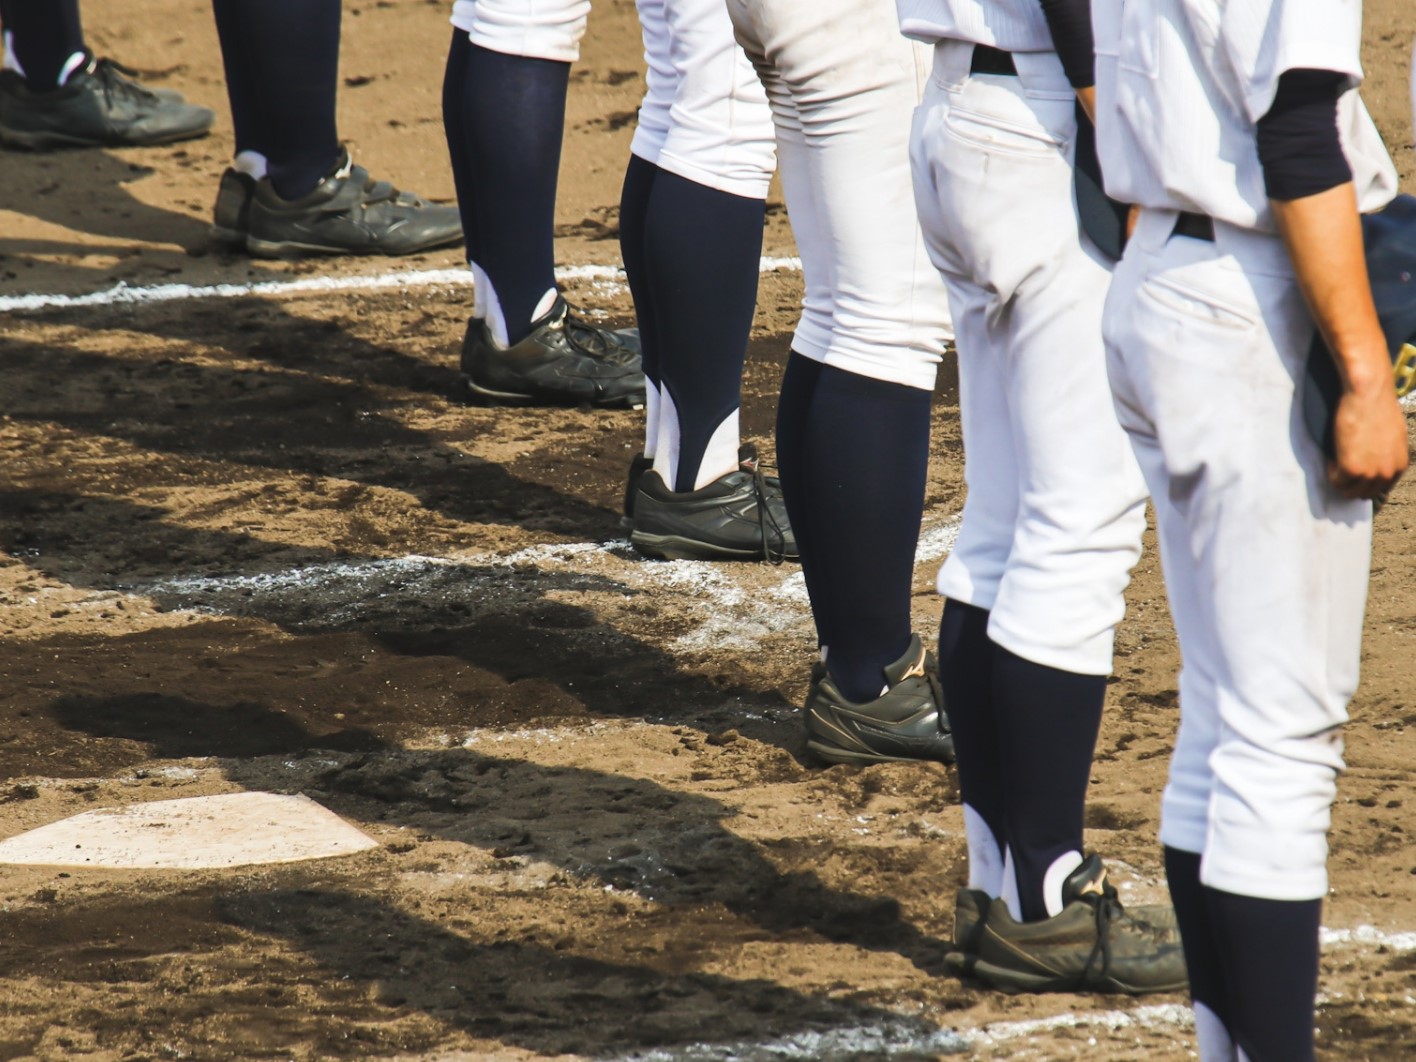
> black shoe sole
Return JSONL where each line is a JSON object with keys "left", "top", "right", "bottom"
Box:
{"left": 212, "top": 227, "right": 464, "bottom": 259}
{"left": 955, "top": 952, "right": 1187, "bottom": 995}
{"left": 805, "top": 708, "right": 954, "bottom": 766}
{"left": 462, "top": 373, "right": 646, "bottom": 411}
{"left": 0, "top": 121, "right": 211, "bottom": 150}
{"left": 805, "top": 736, "right": 953, "bottom": 766}
{"left": 630, "top": 529, "right": 797, "bottom": 562}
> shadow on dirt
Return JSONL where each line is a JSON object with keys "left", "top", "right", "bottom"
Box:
{"left": 0, "top": 880, "right": 957, "bottom": 1059}
{"left": 0, "top": 332, "right": 625, "bottom": 539}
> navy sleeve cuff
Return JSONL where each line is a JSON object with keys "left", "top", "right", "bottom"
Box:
{"left": 1257, "top": 69, "right": 1352, "bottom": 202}
{"left": 1038, "top": 0, "right": 1095, "bottom": 88}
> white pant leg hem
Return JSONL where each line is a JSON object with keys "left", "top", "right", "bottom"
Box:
{"left": 468, "top": 34, "right": 581, "bottom": 63}
{"left": 1199, "top": 857, "right": 1328, "bottom": 903}
{"left": 629, "top": 141, "right": 665, "bottom": 169}
{"left": 820, "top": 351, "right": 937, "bottom": 392}
{"left": 653, "top": 150, "right": 772, "bottom": 201}
{"left": 937, "top": 561, "right": 998, "bottom": 613}
{"left": 1158, "top": 815, "right": 1208, "bottom": 858}
{"left": 457, "top": 0, "right": 589, "bottom": 63}
{"left": 788, "top": 330, "right": 830, "bottom": 363}
{"left": 984, "top": 616, "right": 1116, "bottom": 677}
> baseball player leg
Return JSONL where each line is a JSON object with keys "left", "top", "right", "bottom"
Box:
{"left": 0, "top": 0, "right": 83, "bottom": 88}
{"left": 210, "top": 0, "right": 459, "bottom": 257}
{"left": 618, "top": 153, "right": 662, "bottom": 491}
{"left": 912, "top": 45, "right": 1153, "bottom": 952}
{"left": 1109, "top": 339, "right": 1236, "bottom": 1040}
{"left": 446, "top": 0, "right": 642, "bottom": 408}
{"left": 444, "top": 36, "right": 571, "bottom": 346}
{"left": 1105, "top": 211, "right": 1371, "bottom": 1054}
{"left": 619, "top": 0, "right": 672, "bottom": 475}
{"left": 728, "top": 0, "right": 949, "bottom": 718}
{"left": 632, "top": 0, "right": 772, "bottom": 498}
{"left": 639, "top": 171, "right": 764, "bottom": 493}
{"left": 623, "top": 0, "right": 788, "bottom": 559}
{"left": 212, "top": 0, "right": 340, "bottom": 200}
{"left": 0, "top": 0, "right": 212, "bottom": 148}
{"left": 773, "top": 353, "right": 825, "bottom": 630}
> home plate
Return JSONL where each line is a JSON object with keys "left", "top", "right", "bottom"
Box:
{"left": 0, "top": 792, "right": 380, "bottom": 869}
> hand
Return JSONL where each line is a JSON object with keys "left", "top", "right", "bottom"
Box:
{"left": 1329, "top": 379, "right": 1409, "bottom": 502}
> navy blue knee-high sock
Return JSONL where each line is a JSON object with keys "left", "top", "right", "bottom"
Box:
{"left": 1165, "top": 848, "right": 1232, "bottom": 1037}
{"left": 446, "top": 42, "right": 568, "bottom": 345}
{"left": 0, "top": 0, "right": 83, "bottom": 89}
{"left": 776, "top": 352, "right": 825, "bottom": 646}
{"left": 619, "top": 153, "right": 661, "bottom": 388}
{"left": 790, "top": 365, "right": 930, "bottom": 701}
{"left": 1207, "top": 887, "right": 1322, "bottom": 1062}
{"left": 212, "top": 0, "right": 342, "bottom": 201}
{"left": 442, "top": 30, "right": 477, "bottom": 260}
{"left": 993, "top": 647, "right": 1106, "bottom": 921}
{"left": 642, "top": 170, "right": 764, "bottom": 491}
{"left": 939, "top": 600, "right": 1005, "bottom": 868}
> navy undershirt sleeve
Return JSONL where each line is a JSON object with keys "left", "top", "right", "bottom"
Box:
{"left": 1256, "top": 69, "right": 1352, "bottom": 201}
{"left": 1038, "top": 0, "right": 1095, "bottom": 88}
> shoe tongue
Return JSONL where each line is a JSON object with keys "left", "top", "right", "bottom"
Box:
{"left": 1061, "top": 854, "right": 1108, "bottom": 904}
{"left": 881, "top": 635, "right": 926, "bottom": 686}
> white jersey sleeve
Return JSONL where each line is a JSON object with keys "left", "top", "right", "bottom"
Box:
{"left": 896, "top": 0, "right": 1054, "bottom": 51}
{"left": 1093, "top": 0, "right": 1396, "bottom": 231}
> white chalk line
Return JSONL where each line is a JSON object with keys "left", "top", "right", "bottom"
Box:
{"left": 0, "top": 257, "right": 804, "bottom": 314}
{"left": 606, "top": 999, "right": 1279, "bottom": 1060}
{"left": 48, "top": 515, "right": 941, "bottom": 656}
{"left": 608, "top": 970, "right": 1416, "bottom": 1062}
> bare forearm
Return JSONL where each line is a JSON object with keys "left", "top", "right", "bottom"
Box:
{"left": 1272, "top": 186, "right": 1389, "bottom": 395}
{"left": 1272, "top": 184, "right": 1407, "bottom": 497}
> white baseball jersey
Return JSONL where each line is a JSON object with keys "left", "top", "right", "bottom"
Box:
{"left": 896, "top": 0, "right": 1054, "bottom": 51}
{"left": 1093, "top": 0, "right": 1397, "bottom": 232}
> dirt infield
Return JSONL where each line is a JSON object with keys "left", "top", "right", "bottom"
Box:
{"left": 2, "top": 1, "right": 1415, "bottom": 1059}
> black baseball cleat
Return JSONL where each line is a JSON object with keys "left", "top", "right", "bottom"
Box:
{"left": 955, "top": 855, "right": 1187, "bottom": 995}
{"left": 461, "top": 295, "right": 645, "bottom": 409}
{"left": 0, "top": 53, "right": 214, "bottom": 149}
{"left": 211, "top": 150, "right": 463, "bottom": 257}
{"left": 622, "top": 452, "right": 654, "bottom": 525}
{"left": 804, "top": 634, "right": 954, "bottom": 765}
{"left": 949, "top": 887, "right": 993, "bottom": 974}
{"left": 630, "top": 445, "right": 797, "bottom": 561}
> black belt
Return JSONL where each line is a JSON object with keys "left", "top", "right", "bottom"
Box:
{"left": 970, "top": 44, "right": 1017, "bottom": 76}
{"left": 1172, "top": 212, "right": 1215, "bottom": 242}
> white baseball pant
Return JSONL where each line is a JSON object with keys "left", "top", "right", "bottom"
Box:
{"left": 725, "top": 0, "right": 951, "bottom": 391}
{"left": 1105, "top": 209, "right": 1371, "bottom": 902}
{"left": 910, "top": 41, "right": 1146, "bottom": 676}
{"left": 452, "top": 0, "right": 774, "bottom": 197}
{"left": 632, "top": 0, "right": 775, "bottom": 201}
{"left": 451, "top": 0, "right": 589, "bottom": 62}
